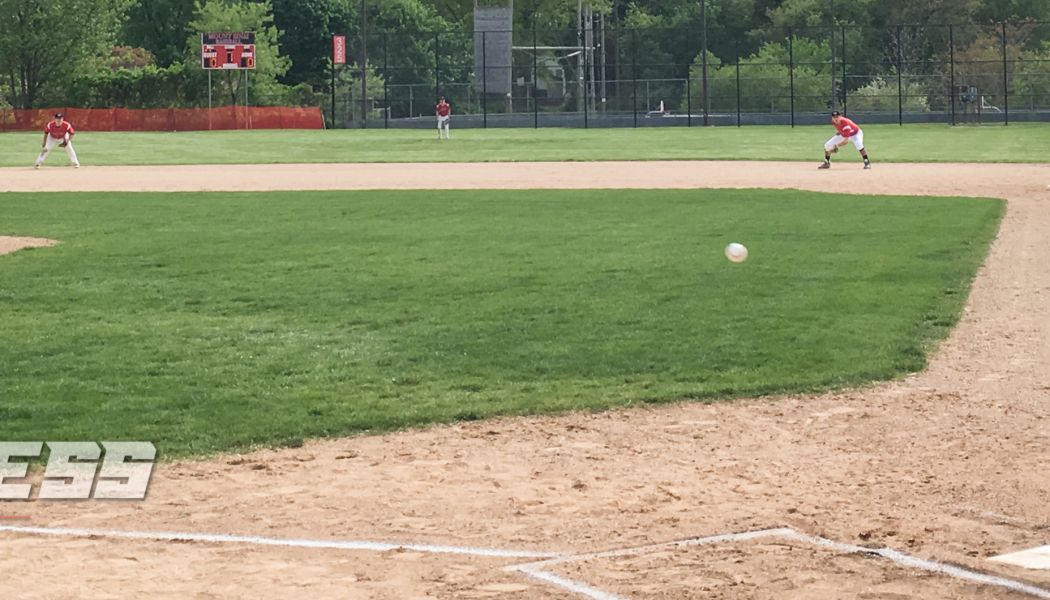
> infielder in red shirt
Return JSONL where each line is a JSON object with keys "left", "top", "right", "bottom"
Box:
{"left": 35, "top": 113, "right": 80, "bottom": 169}
{"left": 435, "top": 97, "right": 451, "bottom": 140}
{"left": 819, "top": 111, "right": 870, "bottom": 170}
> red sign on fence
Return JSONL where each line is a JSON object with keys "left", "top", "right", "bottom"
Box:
{"left": 333, "top": 35, "right": 346, "bottom": 65}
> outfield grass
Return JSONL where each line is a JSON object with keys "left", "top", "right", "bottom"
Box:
{"left": 0, "top": 189, "right": 1001, "bottom": 457}
{"left": 1, "top": 123, "right": 1047, "bottom": 166}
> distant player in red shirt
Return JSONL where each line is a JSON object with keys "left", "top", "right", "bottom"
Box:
{"left": 435, "top": 97, "right": 451, "bottom": 140}
{"left": 35, "top": 113, "right": 80, "bottom": 169}
{"left": 819, "top": 111, "right": 870, "bottom": 170}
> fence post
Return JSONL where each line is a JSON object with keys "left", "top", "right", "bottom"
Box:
{"left": 360, "top": 0, "right": 368, "bottom": 129}
{"left": 383, "top": 32, "right": 388, "bottom": 128}
{"left": 584, "top": 31, "right": 589, "bottom": 129}
{"left": 434, "top": 32, "right": 440, "bottom": 103}
{"left": 701, "top": 0, "right": 709, "bottom": 125}
{"left": 829, "top": 26, "right": 836, "bottom": 110}
{"left": 331, "top": 48, "right": 337, "bottom": 128}
{"left": 789, "top": 29, "right": 795, "bottom": 127}
{"left": 482, "top": 32, "right": 487, "bottom": 129}
{"left": 736, "top": 39, "right": 741, "bottom": 127}
{"left": 1002, "top": 22, "right": 1009, "bottom": 125}
{"left": 897, "top": 25, "right": 903, "bottom": 126}
{"left": 245, "top": 70, "right": 250, "bottom": 129}
{"left": 840, "top": 25, "right": 847, "bottom": 113}
{"left": 632, "top": 28, "right": 638, "bottom": 127}
{"left": 949, "top": 24, "right": 956, "bottom": 126}
{"left": 686, "top": 32, "right": 692, "bottom": 128}
{"left": 532, "top": 28, "right": 538, "bottom": 128}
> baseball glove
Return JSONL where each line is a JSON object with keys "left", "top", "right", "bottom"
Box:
{"left": 59, "top": 141, "right": 68, "bottom": 148}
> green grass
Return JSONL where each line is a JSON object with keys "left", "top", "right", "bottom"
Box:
{"left": 0, "top": 189, "right": 1001, "bottom": 458}
{"left": 2, "top": 123, "right": 1047, "bottom": 166}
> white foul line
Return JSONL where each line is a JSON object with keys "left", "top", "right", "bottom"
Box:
{"left": 0, "top": 524, "right": 559, "bottom": 559}
{"left": 508, "top": 528, "right": 1050, "bottom": 600}
{"left": 4, "top": 524, "right": 1050, "bottom": 600}
{"left": 513, "top": 565, "right": 628, "bottom": 600}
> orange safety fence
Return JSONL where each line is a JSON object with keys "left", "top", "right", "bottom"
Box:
{"left": 0, "top": 106, "right": 324, "bottom": 132}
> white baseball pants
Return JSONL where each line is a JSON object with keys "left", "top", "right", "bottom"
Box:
{"left": 36, "top": 136, "right": 79, "bottom": 167}
{"left": 825, "top": 130, "right": 864, "bottom": 152}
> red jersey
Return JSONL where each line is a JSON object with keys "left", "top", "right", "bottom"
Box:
{"left": 435, "top": 102, "right": 451, "bottom": 117}
{"left": 833, "top": 117, "right": 859, "bottom": 137}
{"left": 45, "top": 120, "right": 74, "bottom": 139}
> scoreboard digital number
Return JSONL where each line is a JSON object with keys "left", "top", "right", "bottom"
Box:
{"left": 201, "top": 32, "right": 256, "bottom": 70}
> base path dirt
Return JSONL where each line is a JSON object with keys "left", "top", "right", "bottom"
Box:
{"left": 2, "top": 161, "right": 1049, "bottom": 599}
{"left": 0, "top": 161, "right": 1047, "bottom": 197}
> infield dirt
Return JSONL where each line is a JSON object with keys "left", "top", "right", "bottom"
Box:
{"left": 1, "top": 161, "right": 1048, "bottom": 599}
{"left": 0, "top": 236, "right": 56, "bottom": 256}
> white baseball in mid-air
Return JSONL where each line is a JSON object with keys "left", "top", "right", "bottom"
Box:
{"left": 725, "top": 242, "right": 748, "bottom": 263}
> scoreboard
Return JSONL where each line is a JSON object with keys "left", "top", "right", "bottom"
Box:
{"left": 201, "top": 32, "right": 256, "bottom": 70}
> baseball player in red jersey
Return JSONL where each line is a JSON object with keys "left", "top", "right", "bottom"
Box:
{"left": 819, "top": 111, "right": 870, "bottom": 170}
{"left": 435, "top": 97, "right": 451, "bottom": 140}
{"left": 35, "top": 113, "right": 80, "bottom": 169}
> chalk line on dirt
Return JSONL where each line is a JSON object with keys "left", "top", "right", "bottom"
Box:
{"left": 4, "top": 524, "right": 1050, "bottom": 600}
{"left": 507, "top": 528, "right": 1050, "bottom": 600}
{"left": 0, "top": 524, "right": 559, "bottom": 559}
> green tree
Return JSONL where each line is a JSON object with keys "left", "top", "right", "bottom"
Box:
{"left": 0, "top": 0, "right": 134, "bottom": 107}
{"left": 123, "top": 0, "right": 196, "bottom": 67}
{"left": 271, "top": 0, "right": 355, "bottom": 88}
{"left": 848, "top": 76, "right": 930, "bottom": 111}
{"left": 687, "top": 38, "right": 834, "bottom": 113}
{"left": 620, "top": 4, "right": 683, "bottom": 111}
{"left": 335, "top": 62, "right": 386, "bottom": 124}
{"left": 185, "top": 0, "right": 292, "bottom": 106}
{"left": 1012, "top": 42, "right": 1050, "bottom": 111}
{"left": 67, "top": 63, "right": 195, "bottom": 108}
{"left": 367, "top": 0, "right": 464, "bottom": 85}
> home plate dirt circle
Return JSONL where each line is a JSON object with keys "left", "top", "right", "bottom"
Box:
{"left": 1, "top": 161, "right": 1048, "bottom": 599}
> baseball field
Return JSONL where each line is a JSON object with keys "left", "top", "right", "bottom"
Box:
{"left": 1, "top": 125, "right": 1049, "bottom": 599}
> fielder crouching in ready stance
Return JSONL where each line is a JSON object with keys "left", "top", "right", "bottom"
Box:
{"left": 819, "top": 111, "right": 870, "bottom": 170}
{"left": 35, "top": 112, "right": 80, "bottom": 169}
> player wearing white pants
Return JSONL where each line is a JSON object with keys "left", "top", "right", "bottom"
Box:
{"left": 35, "top": 113, "right": 80, "bottom": 168}
{"left": 819, "top": 111, "right": 870, "bottom": 169}
{"left": 435, "top": 97, "right": 451, "bottom": 140}
{"left": 825, "top": 129, "right": 864, "bottom": 153}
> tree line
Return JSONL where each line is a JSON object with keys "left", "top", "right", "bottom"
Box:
{"left": 0, "top": 0, "right": 1048, "bottom": 112}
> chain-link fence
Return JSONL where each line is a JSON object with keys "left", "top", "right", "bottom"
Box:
{"left": 328, "top": 22, "right": 1050, "bottom": 128}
